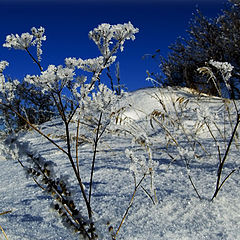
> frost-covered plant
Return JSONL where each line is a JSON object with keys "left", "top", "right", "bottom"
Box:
{"left": 148, "top": 60, "right": 239, "bottom": 201}
{"left": 0, "top": 61, "right": 19, "bottom": 102}
{"left": 149, "top": 93, "right": 204, "bottom": 199}
{"left": 197, "top": 60, "right": 234, "bottom": 98}
{"left": 198, "top": 61, "right": 240, "bottom": 200}
{"left": 24, "top": 64, "right": 75, "bottom": 93}
{"left": 3, "top": 26, "right": 46, "bottom": 70}
{"left": 88, "top": 22, "right": 138, "bottom": 57}
{"left": 1, "top": 23, "right": 144, "bottom": 239}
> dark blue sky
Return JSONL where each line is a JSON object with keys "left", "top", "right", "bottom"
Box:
{"left": 0, "top": 0, "right": 229, "bottom": 91}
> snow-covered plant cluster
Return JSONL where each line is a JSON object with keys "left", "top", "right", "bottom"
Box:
{"left": 0, "top": 60, "right": 19, "bottom": 102}
{"left": 0, "top": 23, "right": 160, "bottom": 239}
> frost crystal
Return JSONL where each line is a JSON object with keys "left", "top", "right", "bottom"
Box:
{"left": 0, "top": 61, "right": 9, "bottom": 92}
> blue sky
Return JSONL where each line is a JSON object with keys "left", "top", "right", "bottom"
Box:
{"left": 0, "top": 0, "right": 229, "bottom": 91}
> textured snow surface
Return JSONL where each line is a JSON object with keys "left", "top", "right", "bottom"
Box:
{"left": 0, "top": 87, "right": 240, "bottom": 240}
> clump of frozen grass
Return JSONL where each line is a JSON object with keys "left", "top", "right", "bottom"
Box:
{"left": 0, "top": 23, "right": 157, "bottom": 239}
{"left": 149, "top": 60, "right": 239, "bottom": 201}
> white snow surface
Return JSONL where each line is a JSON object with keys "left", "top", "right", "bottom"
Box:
{"left": 0, "top": 87, "right": 240, "bottom": 240}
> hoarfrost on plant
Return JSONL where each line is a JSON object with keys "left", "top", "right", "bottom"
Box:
{"left": 88, "top": 22, "right": 139, "bottom": 58}
{"left": 209, "top": 60, "right": 234, "bottom": 91}
{"left": 65, "top": 56, "right": 116, "bottom": 72}
{"left": 24, "top": 64, "right": 75, "bottom": 93}
{"left": 31, "top": 26, "right": 46, "bottom": 62}
{"left": 0, "top": 60, "right": 19, "bottom": 101}
{"left": 3, "top": 27, "right": 46, "bottom": 62}
{"left": 3, "top": 32, "right": 33, "bottom": 50}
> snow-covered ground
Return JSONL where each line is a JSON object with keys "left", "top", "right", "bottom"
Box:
{"left": 0, "top": 87, "right": 240, "bottom": 240}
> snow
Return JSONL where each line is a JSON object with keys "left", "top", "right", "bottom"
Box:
{"left": 0, "top": 87, "right": 240, "bottom": 240}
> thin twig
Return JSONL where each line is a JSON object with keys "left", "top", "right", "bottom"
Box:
{"left": 0, "top": 211, "right": 12, "bottom": 216}
{"left": 211, "top": 114, "right": 240, "bottom": 201}
{"left": 218, "top": 168, "right": 239, "bottom": 191}
{"left": 140, "top": 186, "right": 156, "bottom": 205}
{"left": 188, "top": 174, "right": 201, "bottom": 200}
{"left": 114, "top": 174, "right": 146, "bottom": 239}
{"left": 0, "top": 224, "right": 8, "bottom": 240}
{"left": 76, "top": 119, "right": 81, "bottom": 177}
{"left": 25, "top": 48, "right": 43, "bottom": 72}
{"left": 89, "top": 112, "right": 103, "bottom": 204}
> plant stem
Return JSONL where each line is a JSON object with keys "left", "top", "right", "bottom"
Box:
{"left": 76, "top": 119, "right": 80, "bottom": 177}
{"left": 211, "top": 114, "right": 240, "bottom": 201}
{"left": 89, "top": 112, "right": 103, "bottom": 205}
{"left": 25, "top": 48, "right": 43, "bottom": 72}
{"left": 57, "top": 93, "right": 94, "bottom": 235}
{"left": 0, "top": 224, "right": 8, "bottom": 240}
{"left": 113, "top": 174, "right": 146, "bottom": 239}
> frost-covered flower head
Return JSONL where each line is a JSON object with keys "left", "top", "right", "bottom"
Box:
{"left": 73, "top": 83, "right": 126, "bottom": 133}
{"left": 89, "top": 22, "right": 139, "bottom": 58}
{"left": 3, "top": 32, "right": 33, "bottom": 50}
{"left": 209, "top": 60, "right": 234, "bottom": 90}
{"left": 31, "top": 26, "right": 45, "bottom": 39}
{"left": 65, "top": 56, "right": 116, "bottom": 72}
{"left": 78, "top": 83, "right": 121, "bottom": 115}
{"left": 65, "top": 56, "right": 116, "bottom": 86}
{"left": 65, "top": 23, "right": 138, "bottom": 87}
{"left": 3, "top": 27, "right": 46, "bottom": 62}
{"left": 24, "top": 64, "right": 75, "bottom": 93}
